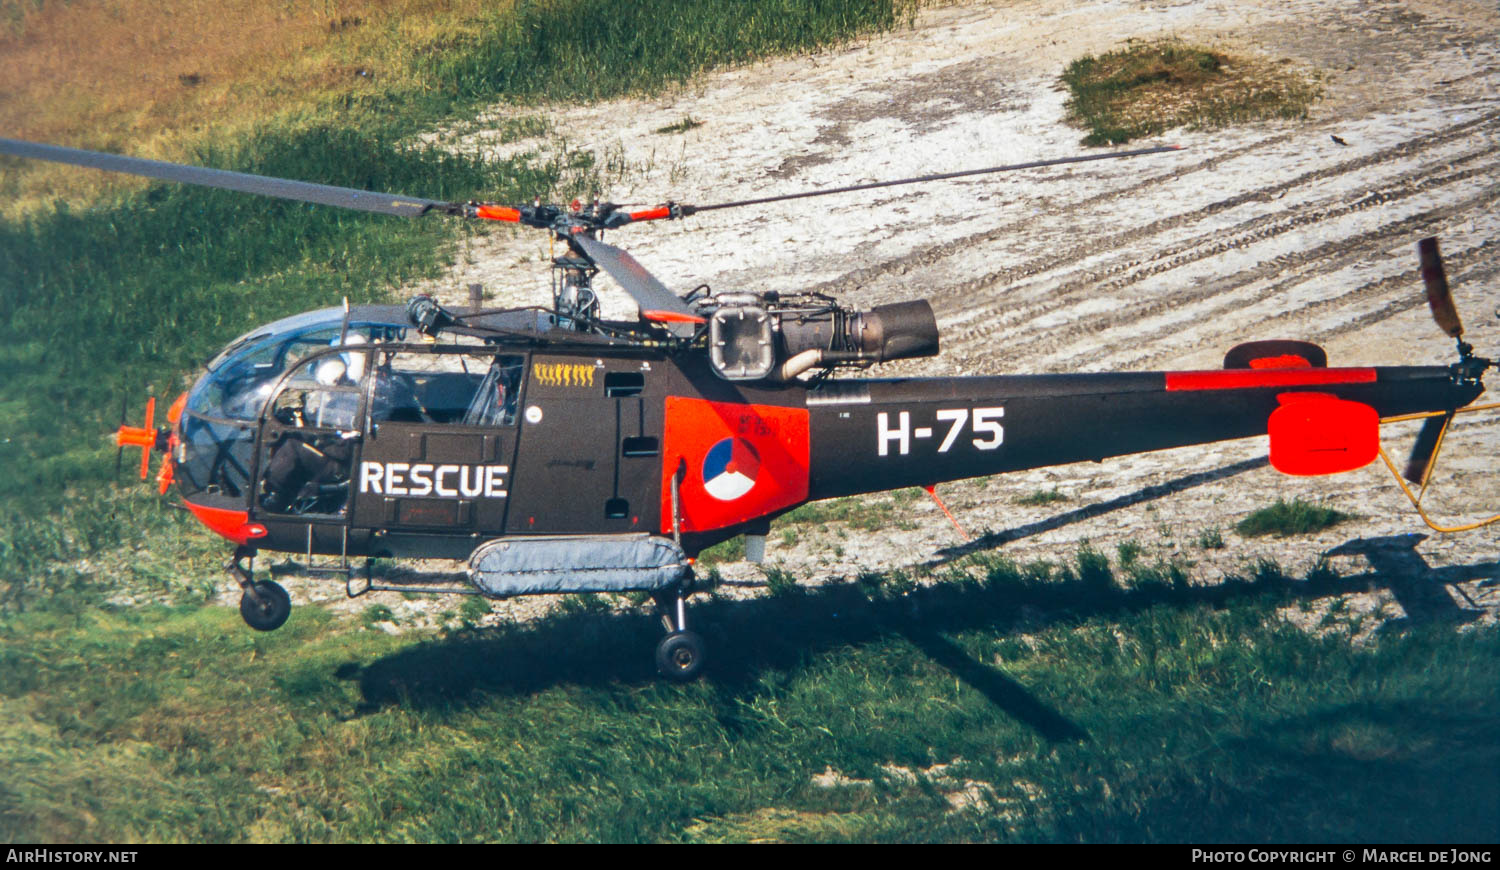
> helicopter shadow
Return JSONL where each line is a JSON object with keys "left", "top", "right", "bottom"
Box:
{"left": 336, "top": 580, "right": 1093, "bottom": 741}
{"left": 1325, "top": 533, "right": 1498, "bottom": 628}
{"left": 335, "top": 531, "right": 1495, "bottom": 740}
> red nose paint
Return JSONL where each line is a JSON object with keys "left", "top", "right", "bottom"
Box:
{"left": 184, "top": 502, "right": 268, "bottom": 545}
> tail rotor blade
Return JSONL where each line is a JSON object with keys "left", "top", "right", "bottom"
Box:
{"left": 1418, "top": 237, "right": 1464, "bottom": 339}
{"left": 114, "top": 396, "right": 128, "bottom": 478}
{"left": 1402, "top": 412, "right": 1451, "bottom": 485}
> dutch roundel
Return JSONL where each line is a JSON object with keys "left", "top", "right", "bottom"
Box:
{"left": 701, "top": 437, "right": 761, "bottom": 501}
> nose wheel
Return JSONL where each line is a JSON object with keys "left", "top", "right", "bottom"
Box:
{"left": 654, "top": 587, "right": 705, "bottom": 681}
{"left": 239, "top": 580, "right": 291, "bottom": 631}
{"left": 229, "top": 546, "right": 291, "bottom": 632}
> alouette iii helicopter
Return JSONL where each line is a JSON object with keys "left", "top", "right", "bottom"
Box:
{"left": 1, "top": 135, "right": 1495, "bottom": 680}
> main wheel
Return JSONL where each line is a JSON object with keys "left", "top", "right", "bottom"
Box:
{"left": 239, "top": 580, "right": 291, "bottom": 632}
{"left": 655, "top": 630, "right": 706, "bottom": 682}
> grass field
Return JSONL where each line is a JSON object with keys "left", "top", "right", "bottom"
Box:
{"left": 1, "top": 0, "right": 1496, "bottom": 844}
{"left": 2, "top": 554, "right": 1495, "bottom": 842}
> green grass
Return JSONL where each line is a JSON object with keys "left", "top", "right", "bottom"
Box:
{"left": 1061, "top": 38, "right": 1321, "bottom": 145}
{"left": 781, "top": 489, "right": 922, "bottom": 532}
{"left": 0, "top": 555, "right": 1494, "bottom": 842}
{"left": 1236, "top": 498, "right": 1353, "bottom": 538}
{"left": 1015, "top": 489, "right": 1068, "bottom": 506}
{"left": 403, "top": 0, "right": 916, "bottom": 113}
{"left": 653, "top": 116, "right": 704, "bottom": 135}
{"left": 697, "top": 535, "right": 747, "bottom": 566}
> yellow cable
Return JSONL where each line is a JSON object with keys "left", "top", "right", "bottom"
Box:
{"left": 1381, "top": 401, "right": 1500, "bottom": 424}
{"left": 1373, "top": 399, "right": 1500, "bottom": 532}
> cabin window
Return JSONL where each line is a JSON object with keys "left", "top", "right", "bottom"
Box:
{"left": 365, "top": 352, "right": 524, "bottom": 426}
{"left": 189, "top": 306, "right": 405, "bottom": 422}
{"left": 269, "top": 350, "right": 365, "bottom": 431}
{"left": 259, "top": 351, "right": 363, "bottom": 516}
{"left": 462, "top": 356, "right": 525, "bottom": 426}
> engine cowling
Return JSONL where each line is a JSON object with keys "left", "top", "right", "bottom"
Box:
{"left": 708, "top": 296, "right": 939, "bottom": 381}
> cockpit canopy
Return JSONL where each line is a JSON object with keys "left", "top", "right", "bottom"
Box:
{"left": 186, "top": 306, "right": 409, "bottom": 421}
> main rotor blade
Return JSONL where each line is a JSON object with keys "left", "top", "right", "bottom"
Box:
{"left": 0, "top": 137, "right": 452, "bottom": 218}
{"left": 570, "top": 234, "right": 703, "bottom": 338}
{"left": 1417, "top": 236, "right": 1463, "bottom": 339}
{"left": 683, "top": 145, "right": 1183, "bottom": 214}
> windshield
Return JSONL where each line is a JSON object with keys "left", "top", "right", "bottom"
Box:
{"left": 186, "top": 308, "right": 407, "bottom": 421}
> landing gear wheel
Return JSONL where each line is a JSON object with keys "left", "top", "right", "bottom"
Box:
{"left": 239, "top": 580, "right": 291, "bottom": 632}
{"left": 655, "top": 630, "right": 706, "bottom": 682}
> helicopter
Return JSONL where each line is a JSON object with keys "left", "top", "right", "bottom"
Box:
{"left": 1, "top": 135, "right": 1494, "bottom": 681}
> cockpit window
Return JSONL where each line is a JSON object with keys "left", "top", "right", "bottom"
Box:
{"left": 186, "top": 309, "right": 405, "bottom": 421}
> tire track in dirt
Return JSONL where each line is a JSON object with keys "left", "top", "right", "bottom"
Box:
{"left": 942, "top": 118, "right": 1500, "bottom": 337}
{"left": 855, "top": 110, "right": 1500, "bottom": 372}
{"left": 983, "top": 180, "right": 1500, "bottom": 370}
{"left": 810, "top": 109, "right": 1500, "bottom": 312}
{"left": 948, "top": 153, "right": 1497, "bottom": 352}
{"left": 1117, "top": 239, "right": 1500, "bottom": 370}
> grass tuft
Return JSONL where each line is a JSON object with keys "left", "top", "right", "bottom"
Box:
{"left": 1235, "top": 498, "right": 1353, "bottom": 537}
{"left": 1061, "top": 38, "right": 1321, "bottom": 145}
{"left": 763, "top": 565, "right": 800, "bottom": 597}
{"left": 362, "top": 604, "right": 397, "bottom": 628}
{"left": 1014, "top": 488, "right": 1068, "bottom": 506}
{"left": 698, "top": 536, "right": 746, "bottom": 566}
{"left": 653, "top": 116, "right": 704, "bottom": 135}
{"left": 1197, "top": 527, "right": 1226, "bottom": 549}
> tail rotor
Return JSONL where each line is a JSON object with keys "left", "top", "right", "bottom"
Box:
{"left": 1378, "top": 237, "right": 1499, "bottom": 532}
{"left": 1400, "top": 237, "right": 1490, "bottom": 487}
{"left": 114, "top": 396, "right": 171, "bottom": 489}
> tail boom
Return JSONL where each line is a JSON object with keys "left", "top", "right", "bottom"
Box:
{"left": 805, "top": 366, "right": 1481, "bottom": 499}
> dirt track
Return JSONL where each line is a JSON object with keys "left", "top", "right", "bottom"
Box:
{"left": 405, "top": 0, "right": 1499, "bottom": 626}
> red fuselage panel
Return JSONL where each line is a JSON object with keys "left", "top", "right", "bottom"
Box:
{"left": 1165, "top": 368, "right": 1377, "bottom": 391}
{"left": 662, "top": 398, "right": 809, "bottom": 533}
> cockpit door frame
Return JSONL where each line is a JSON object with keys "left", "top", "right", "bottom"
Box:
{"left": 347, "top": 347, "right": 528, "bottom": 538}
{"left": 247, "top": 345, "right": 366, "bottom": 529}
